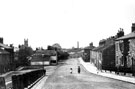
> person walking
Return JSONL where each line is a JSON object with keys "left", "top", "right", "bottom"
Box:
{"left": 78, "top": 66, "right": 81, "bottom": 74}
{"left": 70, "top": 68, "right": 73, "bottom": 74}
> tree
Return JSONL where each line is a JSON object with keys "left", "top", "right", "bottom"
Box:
{"left": 52, "top": 43, "right": 61, "bottom": 50}
{"left": 18, "top": 46, "right": 33, "bottom": 66}
{"left": 57, "top": 51, "right": 69, "bottom": 60}
{"left": 47, "top": 45, "right": 55, "bottom": 50}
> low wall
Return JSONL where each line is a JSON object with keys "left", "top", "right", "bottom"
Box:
{"left": 0, "top": 77, "right": 6, "bottom": 89}
{"left": 12, "top": 69, "right": 46, "bottom": 89}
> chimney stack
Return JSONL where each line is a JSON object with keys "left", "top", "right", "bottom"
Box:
{"left": 132, "top": 23, "right": 135, "bottom": 32}
{"left": 0, "top": 37, "right": 3, "bottom": 44}
{"left": 89, "top": 42, "right": 93, "bottom": 47}
{"left": 117, "top": 28, "right": 124, "bottom": 38}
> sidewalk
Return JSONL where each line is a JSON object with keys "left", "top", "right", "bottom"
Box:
{"left": 78, "top": 57, "right": 135, "bottom": 84}
{"left": 31, "top": 75, "right": 48, "bottom": 89}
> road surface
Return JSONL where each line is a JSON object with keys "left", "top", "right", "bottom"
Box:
{"left": 35, "top": 58, "right": 135, "bottom": 89}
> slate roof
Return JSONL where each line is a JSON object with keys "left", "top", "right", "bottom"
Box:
{"left": 0, "top": 49, "right": 9, "bottom": 54}
{"left": 116, "top": 32, "right": 135, "bottom": 41}
{"left": 0, "top": 43, "right": 12, "bottom": 49}
{"left": 84, "top": 45, "right": 95, "bottom": 50}
{"left": 67, "top": 48, "right": 83, "bottom": 53}
{"left": 35, "top": 50, "right": 56, "bottom": 56}
{"left": 92, "top": 45, "right": 105, "bottom": 52}
{"left": 92, "top": 43, "right": 114, "bottom": 52}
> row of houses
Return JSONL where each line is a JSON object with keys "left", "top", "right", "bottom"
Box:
{"left": 83, "top": 23, "right": 135, "bottom": 75}
{"left": 0, "top": 38, "right": 33, "bottom": 74}
{"left": 30, "top": 43, "right": 70, "bottom": 66}
{"left": 30, "top": 49, "right": 57, "bottom": 66}
{"left": 0, "top": 38, "right": 14, "bottom": 74}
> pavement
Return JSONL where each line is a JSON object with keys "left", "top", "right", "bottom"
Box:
{"left": 78, "top": 57, "right": 135, "bottom": 84}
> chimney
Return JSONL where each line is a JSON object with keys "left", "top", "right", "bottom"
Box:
{"left": 117, "top": 28, "right": 124, "bottom": 38}
{"left": 89, "top": 42, "right": 93, "bottom": 47}
{"left": 99, "top": 39, "right": 106, "bottom": 46}
{"left": 10, "top": 44, "right": 13, "bottom": 47}
{"left": 132, "top": 23, "right": 135, "bottom": 32}
{"left": 0, "top": 37, "right": 3, "bottom": 44}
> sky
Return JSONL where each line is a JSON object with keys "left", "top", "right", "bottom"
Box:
{"left": 0, "top": 0, "right": 135, "bottom": 49}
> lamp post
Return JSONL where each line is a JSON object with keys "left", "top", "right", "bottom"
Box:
{"left": 42, "top": 54, "right": 44, "bottom": 69}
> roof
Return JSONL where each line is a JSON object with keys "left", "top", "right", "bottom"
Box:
{"left": 116, "top": 32, "right": 135, "bottom": 41}
{"left": 92, "top": 45, "right": 105, "bottom": 51}
{"left": 67, "top": 48, "right": 83, "bottom": 53}
{"left": 92, "top": 43, "right": 114, "bottom": 52}
{"left": 84, "top": 46, "right": 95, "bottom": 50}
{"left": 0, "top": 43, "right": 12, "bottom": 49}
{"left": 35, "top": 50, "right": 56, "bottom": 56}
{"left": 101, "top": 43, "right": 114, "bottom": 51}
{"left": 0, "top": 49, "right": 9, "bottom": 54}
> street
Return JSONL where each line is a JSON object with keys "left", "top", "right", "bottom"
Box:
{"left": 34, "top": 58, "right": 135, "bottom": 89}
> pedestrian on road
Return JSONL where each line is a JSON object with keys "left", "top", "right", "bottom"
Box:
{"left": 70, "top": 68, "right": 73, "bottom": 74}
{"left": 78, "top": 66, "right": 81, "bottom": 74}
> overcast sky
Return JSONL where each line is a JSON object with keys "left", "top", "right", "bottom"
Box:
{"left": 0, "top": 0, "right": 135, "bottom": 49}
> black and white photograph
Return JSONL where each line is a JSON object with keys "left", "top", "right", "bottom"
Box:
{"left": 0, "top": 0, "right": 135, "bottom": 89}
